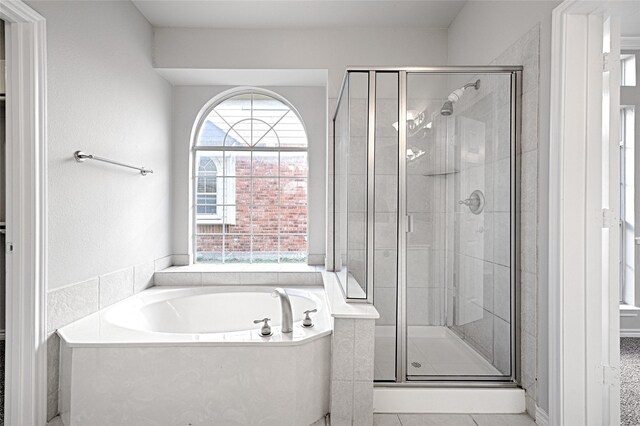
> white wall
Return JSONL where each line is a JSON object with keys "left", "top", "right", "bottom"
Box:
{"left": 153, "top": 27, "right": 448, "bottom": 100}
{"left": 156, "top": 26, "right": 449, "bottom": 262}
{"left": 27, "top": 0, "right": 173, "bottom": 290}
{"left": 171, "top": 85, "right": 326, "bottom": 262}
{"left": 447, "top": 0, "right": 561, "bottom": 415}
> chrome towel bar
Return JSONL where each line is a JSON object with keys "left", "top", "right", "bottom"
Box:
{"left": 74, "top": 151, "right": 153, "bottom": 176}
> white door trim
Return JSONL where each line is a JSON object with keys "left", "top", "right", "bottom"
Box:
{"left": 0, "top": 1, "right": 48, "bottom": 425}
{"left": 549, "top": 1, "right": 621, "bottom": 425}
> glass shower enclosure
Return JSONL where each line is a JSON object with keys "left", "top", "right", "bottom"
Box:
{"left": 333, "top": 67, "right": 522, "bottom": 384}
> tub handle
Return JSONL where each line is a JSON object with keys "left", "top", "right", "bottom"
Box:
{"left": 253, "top": 317, "right": 272, "bottom": 336}
{"left": 302, "top": 309, "right": 317, "bottom": 328}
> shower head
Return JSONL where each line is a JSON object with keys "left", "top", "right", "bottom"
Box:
{"left": 440, "top": 100, "right": 453, "bottom": 116}
{"left": 440, "top": 79, "right": 481, "bottom": 116}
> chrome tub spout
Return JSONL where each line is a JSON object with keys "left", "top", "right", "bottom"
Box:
{"left": 272, "top": 288, "right": 293, "bottom": 333}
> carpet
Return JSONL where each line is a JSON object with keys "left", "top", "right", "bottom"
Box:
{"left": 621, "top": 337, "right": 640, "bottom": 425}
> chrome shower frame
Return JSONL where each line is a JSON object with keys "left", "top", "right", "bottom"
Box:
{"left": 332, "top": 66, "right": 523, "bottom": 387}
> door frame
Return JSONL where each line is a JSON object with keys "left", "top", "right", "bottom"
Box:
{"left": 0, "top": 1, "right": 48, "bottom": 424}
{"left": 549, "top": 1, "right": 620, "bottom": 424}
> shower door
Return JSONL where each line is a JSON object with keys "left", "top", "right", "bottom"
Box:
{"left": 401, "top": 71, "right": 517, "bottom": 382}
{"left": 333, "top": 67, "right": 521, "bottom": 385}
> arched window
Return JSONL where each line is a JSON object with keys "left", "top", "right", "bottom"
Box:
{"left": 193, "top": 90, "right": 308, "bottom": 264}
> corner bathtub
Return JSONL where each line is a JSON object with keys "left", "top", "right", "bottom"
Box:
{"left": 57, "top": 286, "right": 332, "bottom": 426}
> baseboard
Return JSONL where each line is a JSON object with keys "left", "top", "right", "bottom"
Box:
{"left": 535, "top": 405, "right": 549, "bottom": 426}
{"left": 373, "top": 387, "right": 525, "bottom": 414}
{"left": 620, "top": 329, "right": 640, "bottom": 337}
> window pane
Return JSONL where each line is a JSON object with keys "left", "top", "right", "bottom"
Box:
{"left": 253, "top": 178, "right": 279, "bottom": 205}
{"left": 252, "top": 205, "right": 279, "bottom": 234}
{"left": 253, "top": 151, "right": 279, "bottom": 177}
{"left": 274, "top": 110, "right": 307, "bottom": 148}
{"left": 253, "top": 129, "right": 280, "bottom": 148}
{"left": 224, "top": 151, "right": 251, "bottom": 177}
{"left": 195, "top": 234, "right": 223, "bottom": 263}
{"left": 223, "top": 178, "right": 251, "bottom": 205}
{"left": 280, "top": 205, "right": 307, "bottom": 234}
{"left": 251, "top": 235, "right": 279, "bottom": 263}
{"left": 281, "top": 178, "right": 307, "bottom": 205}
{"left": 280, "top": 152, "right": 307, "bottom": 176}
{"left": 279, "top": 235, "right": 307, "bottom": 263}
{"left": 622, "top": 54, "right": 636, "bottom": 87}
{"left": 223, "top": 205, "right": 250, "bottom": 234}
{"left": 224, "top": 234, "right": 251, "bottom": 263}
{"left": 196, "top": 119, "right": 225, "bottom": 147}
{"left": 252, "top": 94, "right": 290, "bottom": 126}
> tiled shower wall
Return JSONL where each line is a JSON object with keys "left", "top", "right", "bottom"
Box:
{"left": 449, "top": 25, "right": 540, "bottom": 417}
{"left": 498, "top": 25, "right": 541, "bottom": 418}
{"left": 45, "top": 255, "right": 173, "bottom": 421}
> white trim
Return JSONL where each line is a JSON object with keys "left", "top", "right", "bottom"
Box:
{"left": 536, "top": 406, "right": 550, "bottom": 426}
{"left": 549, "top": 3, "right": 576, "bottom": 424}
{"left": 620, "top": 329, "right": 640, "bottom": 337}
{"left": 0, "top": 1, "right": 48, "bottom": 424}
{"left": 372, "top": 388, "right": 525, "bottom": 414}
{"left": 621, "top": 36, "right": 640, "bottom": 50}
{"left": 549, "top": 2, "right": 622, "bottom": 425}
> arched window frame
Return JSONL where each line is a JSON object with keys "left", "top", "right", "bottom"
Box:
{"left": 191, "top": 88, "right": 309, "bottom": 263}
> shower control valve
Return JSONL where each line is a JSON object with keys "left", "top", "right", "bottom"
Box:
{"left": 302, "top": 309, "right": 317, "bottom": 327}
{"left": 458, "top": 189, "right": 485, "bottom": 215}
{"left": 253, "top": 317, "right": 272, "bottom": 336}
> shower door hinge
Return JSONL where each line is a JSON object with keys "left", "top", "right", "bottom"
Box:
{"left": 602, "top": 208, "right": 617, "bottom": 228}
{"left": 602, "top": 365, "right": 619, "bottom": 386}
{"left": 603, "top": 52, "right": 610, "bottom": 72}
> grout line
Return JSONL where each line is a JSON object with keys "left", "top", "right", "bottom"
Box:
{"left": 470, "top": 414, "right": 480, "bottom": 426}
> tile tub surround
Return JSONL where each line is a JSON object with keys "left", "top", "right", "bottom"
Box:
{"left": 153, "top": 263, "right": 323, "bottom": 286}
{"left": 324, "top": 271, "right": 379, "bottom": 426}
{"left": 58, "top": 336, "right": 331, "bottom": 426}
{"left": 56, "top": 285, "right": 332, "bottom": 425}
{"left": 46, "top": 255, "right": 172, "bottom": 421}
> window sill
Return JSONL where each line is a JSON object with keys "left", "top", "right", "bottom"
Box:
{"left": 162, "top": 263, "right": 322, "bottom": 273}
{"left": 620, "top": 304, "right": 640, "bottom": 311}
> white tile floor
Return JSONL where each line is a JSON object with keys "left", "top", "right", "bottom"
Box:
{"left": 375, "top": 326, "right": 501, "bottom": 380}
{"left": 373, "top": 413, "right": 536, "bottom": 426}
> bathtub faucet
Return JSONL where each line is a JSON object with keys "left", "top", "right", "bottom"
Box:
{"left": 272, "top": 288, "right": 293, "bottom": 333}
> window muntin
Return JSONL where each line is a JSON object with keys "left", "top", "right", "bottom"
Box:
{"left": 193, "top": 91, "right": 308, "bottom": 264}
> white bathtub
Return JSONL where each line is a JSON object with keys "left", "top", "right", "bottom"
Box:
{"left": 57, "top": 286, "right": 331, "bottom": 426}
